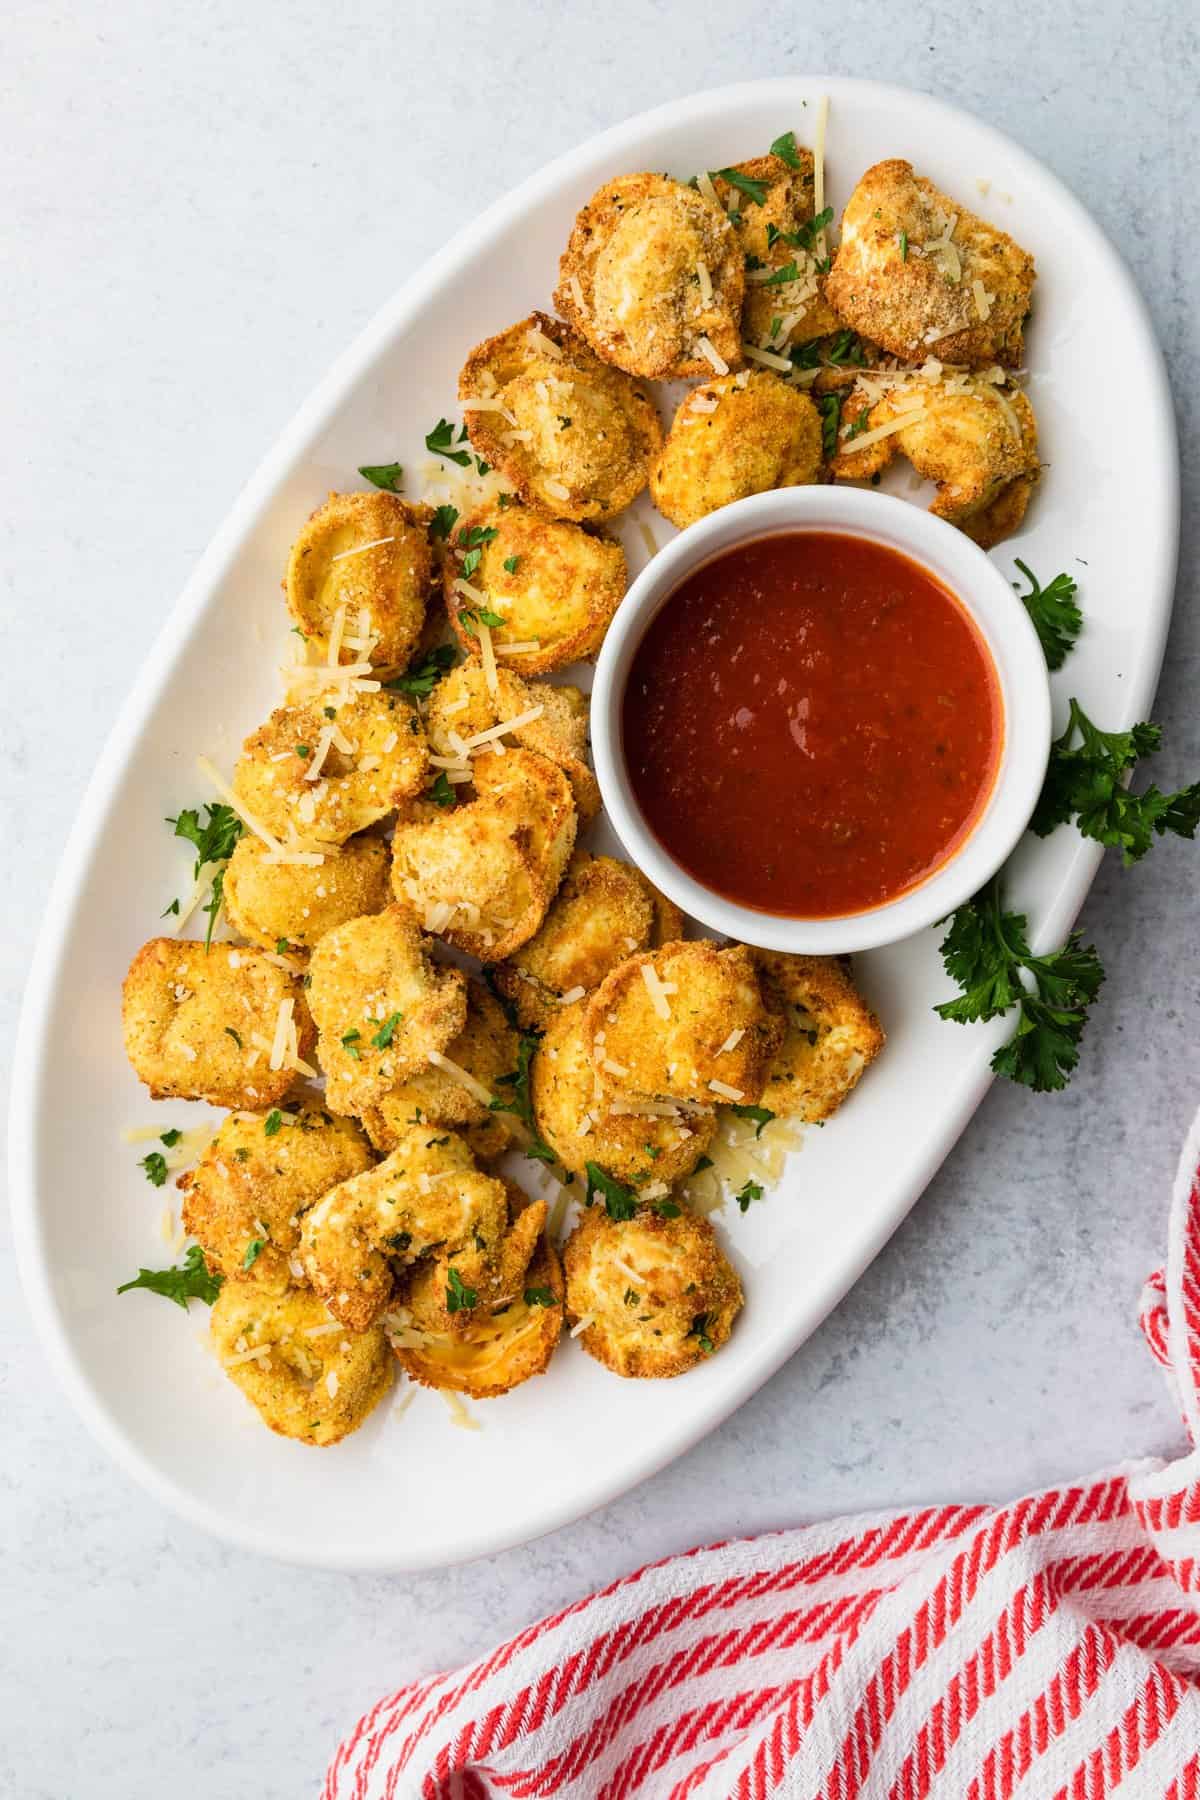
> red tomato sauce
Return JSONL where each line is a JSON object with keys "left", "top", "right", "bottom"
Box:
{"left": 621, "top": 532, "right": 1003, "bottom": 919}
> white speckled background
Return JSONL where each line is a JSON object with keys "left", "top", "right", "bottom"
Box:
{"left": 3, "top": 4, "right": 1198, "bottom": 1795}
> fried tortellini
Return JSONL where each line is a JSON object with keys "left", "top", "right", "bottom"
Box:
{"left": 299, "top": 1125, "right": 541, "bottom": 1333}
{"left": 458, "top": 313, "right": 662, "bottom": 521}
{"left": 825, "top": 160, "right": 1035, "bottom": 367}
{"left": 426, "top": 663, "right": 599, "bottom": 823}
{"left": 582, "top": 940, "right": 783, "bottom": 1108}
{"left": 531, "top": 999, "right": 715, "bottom": 1187}
{"left": 755, "top": 952, "right": 885, "bottom": 1124}
{"left": 222, "top": 833, "right": 391, "bottom": 956}
{"left": 443, "top": 498, "right": 626, "bottom": 674}
{"left": 391, "top": 748, "right": 576, "bottom": 961}
{"left": 359, "top": 977, "right": 519, "bottom": 1163}
{"left": 555, "top": 174, "right": 744, "bottom": 380}
{"left": 650, "top": 370, "right": 823, "bottom": 529}
{"left": 211, "top": 1281, "right": 392, "bottom": 1446}
{"left": 494, "top": 850, "right": 682, "bottom": 1030}
{"left": 832, "top": 373, "right": 1039, "bottom": 548}
{"left": 178, "top": 1107, "right": 374, "bottom": 1292}
{"left": 233, "top": 690, "right": 427, "bottom": 847}
{"left": 306, "top": 905, "right": 468, "bottom": 1115}
{"left": 564, "top": 1201, "right": 742, "bottom": 1378}
{"left": 285, "top": 490, "right": 434, "bottom": 672}
{"left": 122, "top": 939, "right": 313, "bottom": 1110}
{"left": 390, "top": 1231, "right": 564, "bottom": 1400}
{"left": 715, "top": 151, "right": 842, "bottom": 354}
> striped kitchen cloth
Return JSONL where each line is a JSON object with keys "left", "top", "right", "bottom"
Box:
{"left": 325, "top": 1110, "right": 1200, "bottom": 1799}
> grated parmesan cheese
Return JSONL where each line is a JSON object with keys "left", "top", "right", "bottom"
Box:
{"left": 476, "top": 618, "right": 499, "bottom": 696}
{"left": 695, "top": 259, "right": 713, "bottom": 304}
{"left": 330, "top": 535, "right": 394, "bottom": 563}
{"left": 694, "top": 336, "right": 729, "bottom": 376}
{"left": 742, "top": 344, "right": 793, "bottom": 373}
{"left": 708, "top": 1078, "right": 745, "bottom": 1102}
{"left": 641, "top": 962, "right": 673, "bottom": 1021}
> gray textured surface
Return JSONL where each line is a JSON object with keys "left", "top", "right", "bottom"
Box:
{"left": 3, "top": 4, "right": 1198, "bottom": 1795}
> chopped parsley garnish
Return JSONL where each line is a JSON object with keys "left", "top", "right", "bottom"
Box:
{"left": 769, "top": 130, "right": 802, "bottom": 169}
{"left": 694, "top": 1154, "right": 714, "bottom": 1172}
{"left": 1031, "top": 701, "right": 1200, "bottom": 863}
{"left": 899, "top": 229, "right": 909, "bottom": 262}
{"left": 430, "top": 503, "right": 460, "bottom": 540}
{"left": 842, "top": 411, "right": 871, "bottom": 442}
{"left": 584, "top": 1161, "right": 638, "bottom": 1221}
{"left": 166, "top": 802, "right": 244, "bottom": 951}
{"left": 824, "top": 328, "right": 865, "bottom": 366}
{"left": 791, "top": 206, "right": 833, "bottom": 251}
{"left": 459, "top": 605, "right": 506, "bottom": 635}
{"left": 295, "top": 743, "right": 311, "bottom": 758}
{"left": 730, "top": 1103, "right": 775, "bottom": 1138}
{"left": 817, "top": 392, "right": 843, "bottom": 459}
{"left": 263, "top": 1109, "right": 283, "bottom": 1137}
{"left": 159, "top": 1129, "right": 182, "bottom": 1148}
{"left": 690, "top": 1313, "right": 716, "bottom": 1355}
{"left": 371, "top": 1011, "right": 404, "bottom": 1049}
{"left": 357, "top": 462, "right": 403, "bottom": 492}
{"left": 735, "top": 1178, "right": 764, "bottom": 1213}
{"left": 1013, "top": 561, "right": 1082, "bottom": 672}
{"left": 224, "top": 1026, "right": 243, "bottom": 1049}
{"left": 341, "top": 1029, "right": 362, "bottom": 1059}
{"left": 524, "top": 1286, "right": 556, "bottom": 1307}
{"left": 712, "top": 167, "right": 768, "bottom": 206}
{"left": 761, "top": 260, "right": 801, "bottom": 288}
{"left": 139, "top": 1151, "right": 168, "bottom": 1187}
{"left": 388, "top": 643, "right": 457, "bottom": 698}
{"left": 654, "top": 1199, "right": 681, "bottom": 1219}
{"left": 117, "top": 1244, "right": 223, "bottom": 1309}
{"left": 446, "top": 1267, "right": 478, "bottom": 1313}
{"left": 242, "top": 1237, "right": 265, "bottom": 1270}
{"left": 161, "top": 898, "right": 180, "bottom": 917}
{"left": 503, "top": 555, "right": 520, "bottom": 575}
{"left": 426, "top": 770, "right": 457, "bottom": 808}
{"left": 490, "top": 1034, "right": 558, "bottom": 1166}
{"left": 425, "top": 418, "right": 472, "bottom": 466}
{"left": 460, "top": 548, "right": 483, "bottom": 579}
{"left": 623, "top": 1288, "right": 640, "bottom": 1307}
{"left": 498, "top": 491, "right": 515, "bottom": 507}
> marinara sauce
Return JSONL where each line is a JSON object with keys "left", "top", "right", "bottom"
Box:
{"left": 622, "top": 532, "right": 1002, "bottom": 919}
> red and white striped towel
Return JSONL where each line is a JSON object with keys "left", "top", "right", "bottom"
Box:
{"left": 325, "top": 1111, "right": 1200, "bottom": 1800}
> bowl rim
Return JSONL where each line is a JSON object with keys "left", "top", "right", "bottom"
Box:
{"left": 591, "top": 486, "right": 1053, "bottom": 954}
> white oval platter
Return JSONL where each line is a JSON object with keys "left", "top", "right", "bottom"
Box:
{"left": 9, "top": 77, "right": 1178, "bottom": 1570}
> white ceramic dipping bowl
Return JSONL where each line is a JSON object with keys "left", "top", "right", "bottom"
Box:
{"left": 591, "top": 486, "right": 1052, "bottom": 954}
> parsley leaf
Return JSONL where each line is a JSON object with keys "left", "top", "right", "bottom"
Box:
{"left": 761, "top": 260, "right": 801, "bottom": 288}
{"left": 1013, "top": 561, "right": 1083, "bottom": 672}
{"left": 730, "top": 1103, "right": 776, "bottom": 1138}
{"left": 425, "top": 770, "right": 457, "bottom": 809}
{"left": 446, "top": 1267, "right": 478, "bottom": 1313}
{"left": 430, "top": 503, "right": 460, "bottom": 540}
{"left": 735, "top": 1178, "right": 764, "bottom": 1213}
{"left": 341, "top": 1028, "right": 362, "bottom": 1060}
{"left": 585, "top": 1161, "right": 638, "bottom": 1221}
{"left": 139, "top": 1151, "right": 168, "bottom": 1187}
{"left": 490, "top": 1034, "right": 558, "bottom": 1166}
{"left": 690, "top": 1313, "right": 716, "bottom": 1355}
{"left": 458, "top": 524, "right": 498, "bottom": 551}
{"left": 242, "top": 1237, "right": 265, "bottom": 1270}
{"left": 899, "top": 229, "right": 909, "bottom": 262}
{"left": 425, "top": 418, "right": 472, "bottom": 467}
{"left": 224, "top": 1026, "right": 243, "bottom": 1049}
{"left": 388, "top": 643, "right": 457, "bottom": 698}
{"left": 712, "top": 167, "right": 768, "bottom": 206}
{"left": 117, "top": 1244, "right": 223, "bottom": 1309}
{"left": 817, "top": 392, "right": 843, "bottom": 459}
{"left": 524, "top": 1286, "right": 556, "bottom": 1307}
{"left": 769, "top": 130, "right": 802, "bottom": 169}
{"left": 935, "top": 875, "right": 1104, "bottom": 1091}
{"left": 371, "top": 1011, "right": 403, "bottom": 1049}
{"left": 503, "top": 555, "right": 520, "bottom": 575}
{"left": 791, "top": 206, "right": 833, "bottom": 252}
{"left": 1031, "top": 699, "right": 1200, "bottom": 863}
{"left": 159, "top": 1129, "right": 182, "bottom": 1148}
{"left": 357, "top": 462, "right": 403, "bottom": 492}
{"left": 263, "top": 1109, "right": 283, "bottom": 1137}
{"left": 166, "top": 802, "right": 244, "bottom": 951}
{"left": 824, "top": 328, "right": 864, "bottom": 366}
{"left": 842, "top": 411, "right": 871, "bottom": 442}
{"left": 458, "top": 605, "right": 505, "bottom": 636}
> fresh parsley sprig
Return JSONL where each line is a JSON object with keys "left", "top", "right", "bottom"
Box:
{"left": 936, "top": 879, "right": 1104, "bottom": 1091}
{"left": 490, "top": 1034, "right": 559, "bottom": 1167}
{"left": 387, "top": 643, "right": 457, "bottom": 698}
{"left": 1014, "top": 561, "right": 1082, "bottom": 671}
{"left": 1031, "top": 701, "right": 1200, "bottom": 864}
